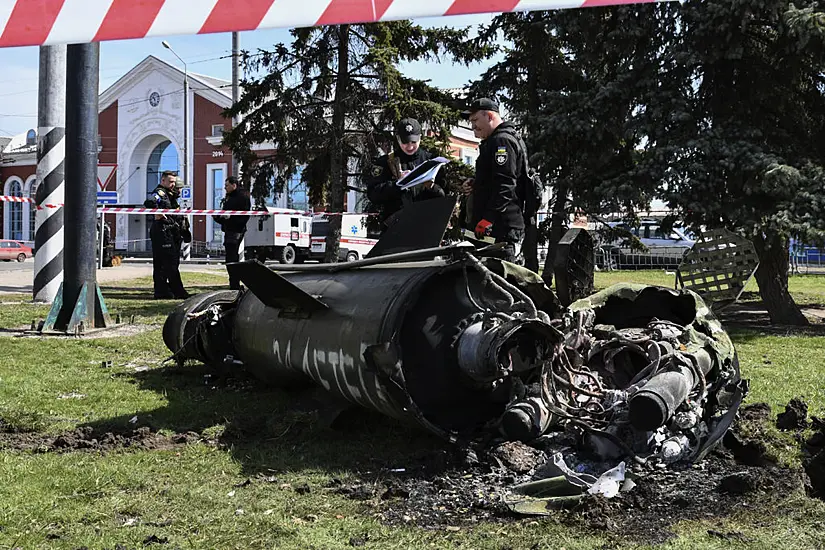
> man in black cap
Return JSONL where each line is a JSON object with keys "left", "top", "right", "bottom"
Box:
{"left": 460, "top": 98, "right": 528, "bottom": 263}
{"left": 212, "top": 176, "right": 251, "bottom": 290}
{"left": 145, "top": 170, "right": 190, "bottom": 299}
{"left": 366, "top": 117, "right": 446, "bottom": 232}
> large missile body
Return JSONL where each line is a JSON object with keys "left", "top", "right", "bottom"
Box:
{"left": 164, "top": 249, "right": 560, "bottom": 441}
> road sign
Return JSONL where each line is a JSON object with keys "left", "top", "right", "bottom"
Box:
{"left": 96, "top": 191, "right": 118, "bottom": 205}
{"left": 97, "top": 163, "right": 117, "bottom": 191}
{"left": 180, "top": 187, "right": 192, "bottom": 200}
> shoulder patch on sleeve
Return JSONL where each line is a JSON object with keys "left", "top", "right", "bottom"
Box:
{"left": 495, "top": 146, "right": 508, "bottom": 166}
{"left": 157, "top": 189, "right": 166, "bottom": 197}
{"left": 372, "top": 165, "right": 383, "bottom": 177}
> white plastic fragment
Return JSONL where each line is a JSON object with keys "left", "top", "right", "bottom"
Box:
{"left": 586, "top": 462, "right": 626, "bottom": 498}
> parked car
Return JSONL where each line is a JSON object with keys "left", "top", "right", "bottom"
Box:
{"left": 599, "top": 220, "right": 696, "bottom": 270}
{"left": 0, "top": 240, "right": 34, "bottom": 262}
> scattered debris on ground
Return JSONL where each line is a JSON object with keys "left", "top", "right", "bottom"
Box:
{"left": 803, "top": 414, "right": 825, "bottom": 499}
{"left": 776, "top": 397, "right": 809, "bottom": 430}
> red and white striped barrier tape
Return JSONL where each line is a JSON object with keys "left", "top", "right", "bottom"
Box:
{"left": 97, "top": 207, "right": 275, "bottom": 216}
{"left": 1, "top": 195, "right": 375, "bottom": 217}
{"left": 0, "top": 195, "right": 34, "bottom": 203}
{"left": 0, "top": 0, "right": 672, "bottom": 49}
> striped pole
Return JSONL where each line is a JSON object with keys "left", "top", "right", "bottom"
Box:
{"left": 181, "top": 231, "right": 191, "bottom": 261}
{"left": 32, "top": 45, "right": 67, "bottom": 303}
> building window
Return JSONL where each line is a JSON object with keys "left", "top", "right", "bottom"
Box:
{"left": 211, "top": 124, "right": 224, "bottom": 137}
{"left": 6, "top": 180, "right": 23, "bottom": 240}
{"left": 287, "top": 167, "right": 308, "bottom": 212}
{"left": 210, "top": 166, "right": 225, "bottom": 243}
{"left": 264, "top": 167, "right": 308, "bottom": 211}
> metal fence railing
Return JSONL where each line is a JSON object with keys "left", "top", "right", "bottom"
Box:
{"left": 594, "top": 246, "right": 689, "bottom": 271}
{"left": 790, "top": 246, "right": 825, "bottom": 274}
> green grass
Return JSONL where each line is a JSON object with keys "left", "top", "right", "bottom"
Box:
{"left": 594, "top": 270, "right": 825, "bottom": 306}
{"left": 0, "top": 271, "right": 824, "bottom": 549}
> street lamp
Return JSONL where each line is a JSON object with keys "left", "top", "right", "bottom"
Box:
{"left": 162, "top": 40, "right": 192, "bottom": 260}
{"left": 161, "top": 40, "right": 188, "bottom": 190}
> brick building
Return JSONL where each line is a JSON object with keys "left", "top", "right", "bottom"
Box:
{"left": 1, "top": 56, "right": 479, "bottom": 250}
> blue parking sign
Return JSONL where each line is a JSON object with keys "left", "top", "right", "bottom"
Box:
{"left": 96, "top": 191, "right": 118, "bottom": 205}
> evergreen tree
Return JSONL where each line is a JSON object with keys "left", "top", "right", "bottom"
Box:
{"left": 647, "top": 0, "right": 825, "bottom": 325}
{"left": 470, "top": 6, "right": 675, "bottom": 281}
{"left": 224, "top": 22, "right": 482, "bottom": 262}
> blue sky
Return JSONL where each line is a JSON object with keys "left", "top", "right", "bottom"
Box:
{"left": 0, "top": 13, "right": 498, "bottom": 137}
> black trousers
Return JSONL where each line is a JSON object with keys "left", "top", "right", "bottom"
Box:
{"left": 224, "top": 238, "right": 241, "bottom": 290}
{"left": 150, "top": 223, "right": 187, "bottom": 299}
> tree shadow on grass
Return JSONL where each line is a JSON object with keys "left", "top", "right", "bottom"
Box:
{"left": 101, "top": 287, "right": 228, "bottom": 322}
{"left": 83, "top": 361, "right": 450, "bottom": 477}
{"left": 718, "top": 300, "right": 825, "bottom": 339}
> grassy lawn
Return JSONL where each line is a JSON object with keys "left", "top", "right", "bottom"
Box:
{"left": 1, "top": 270, "right": 824, "bottom": 549}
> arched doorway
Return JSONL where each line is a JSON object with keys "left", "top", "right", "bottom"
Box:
{"left": 146, "top": 140, "right": 180, "bottom": 195}
{"left": 124, "top": 134, "right": 180, "bottom": 251}
{"left": 144, "top": 140, "right": 180, "bottom": 247}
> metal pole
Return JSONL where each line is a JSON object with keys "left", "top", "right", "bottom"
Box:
{"left": 33, "top": 45, "right": 67, "bottom": 303}
{"left": 98, "top": 212, "right": 104, "bottom": 270}
{"left": 162, "top": 40, "right": 193, "bottom": 262}
{"left": 183, "top": 66, "right": 189, "bottom": 193}
{"left": 232, "top": 32, "right": 243, "bottom": 260}
{"left": 182, "top": 63, "right": 192, "bottom": 261}
{"left": 232, "top": 31, "right": 241, "bottom": 179}
{"left": 58, "top": 43, "right": 100, "bottom": 329}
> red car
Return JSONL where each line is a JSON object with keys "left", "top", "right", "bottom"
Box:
{"left": 0, "top": 240, "right": 33, "bottom": 262}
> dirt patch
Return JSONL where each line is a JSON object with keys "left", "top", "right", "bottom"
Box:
{"left": 328, "top": 447, "right": 804, "bottom": 544}
{"left": 490, "top": 441, "right": 545, "bottom": 474}
{"left": 776, "top": 397, "right": 809, "bottom": 430}
{"left": 740, "top": 402, "right": 772, "bottom": 422}
{"left": 803, "top": 415, "right": 825, "bottom": 499}
{"left": 317, "top": 407, "right": 809, "bottom": 544}
{"left": 0, "top": 423, "right": 201, "bottom": 453}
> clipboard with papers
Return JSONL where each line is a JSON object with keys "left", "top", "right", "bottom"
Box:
{"left": 395, "top": 157, "right": 450, "bottom": 190}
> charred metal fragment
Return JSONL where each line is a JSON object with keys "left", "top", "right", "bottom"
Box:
{"left": 163, "top": 247, "right": 745, "bottom": 468}
{"left": 553, "top": 228, "right": 595, "bottom": 307}
{"left": 164, "top": 251, "right": 560, "bottom": 440}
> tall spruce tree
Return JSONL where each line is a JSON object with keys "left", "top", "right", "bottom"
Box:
{"left": 224, "top": 22, "right": 482, "bottom": 262}
{"left": 646, "top": 0, "right": 825, "bottom": 325}
{"left": 470, "top": 6, "right": 676, "bottom": 281}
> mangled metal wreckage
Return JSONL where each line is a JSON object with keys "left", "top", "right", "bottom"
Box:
{"left": 163, "top": 198, "right": 747, "bottom": 503}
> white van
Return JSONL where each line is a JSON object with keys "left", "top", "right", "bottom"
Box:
{"left": 244, "top": 208, "right": 312, "bottom": 264}
{"left": 309, "top": 213, "right": 380, "bottom": 262}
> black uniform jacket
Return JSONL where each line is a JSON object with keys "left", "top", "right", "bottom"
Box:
{"left": 471, "top": 121, "right": 526, "bottom": 237}
{"left": 216, "top": 188, "right": 252, "bottom": 234}
{"left": 145, "top": 184, "right": 179, "bottom": 211}
{"left": 366, "top": 145, "right": 446, "bottom": 223}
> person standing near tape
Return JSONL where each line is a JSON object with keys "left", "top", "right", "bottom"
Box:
{"left": 461, "top": 98, "right": 527, "bottom": 264}
{"left": 366, "top": 118, "right": 446, "bottom": 233}
{"left": 145, "top": 170, "right": 190, "bottom": 300}
{"left": 212, "top": 176, "right": 251, "bottom": 290}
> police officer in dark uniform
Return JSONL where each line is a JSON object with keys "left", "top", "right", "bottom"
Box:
{"left": 145, "top": 170, "right": 189, "bottom": 299}
{"left": 366, "top": 117, "right": 446, "bottom": 232}
{"left": 212, "top": 176, "right": 251, "bottom": 290}
{"left": 461, "top": 98, "right": 527, "bottom": 263}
